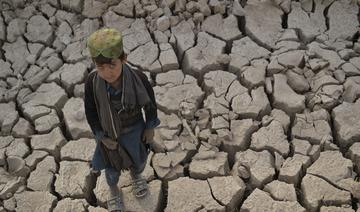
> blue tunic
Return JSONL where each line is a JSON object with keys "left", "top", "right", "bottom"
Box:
{"left": 90, "top": 83, "right": 160, "bottom": 171}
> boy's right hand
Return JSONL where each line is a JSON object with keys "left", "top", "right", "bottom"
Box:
{"left": 102, "top": 137, "right": 118, "bottom": 150}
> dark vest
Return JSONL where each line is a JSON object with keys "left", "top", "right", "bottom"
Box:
{"left": 92, "top": 72, "right": 143, "bottom": 139}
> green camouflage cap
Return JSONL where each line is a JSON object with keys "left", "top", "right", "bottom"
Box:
{"left": 87, "top": 28, "right": 123, "bottom": 59}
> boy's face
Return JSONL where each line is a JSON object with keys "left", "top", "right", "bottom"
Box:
{"left": 95, "top": 58, "right": 123, "bottom": 84}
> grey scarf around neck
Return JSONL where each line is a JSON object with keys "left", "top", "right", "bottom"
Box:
{"left": 93, "top": 63, "right": 151, "bottom": 139}
{"left": 121, "top": 63, "right": 151, "bottom": 111}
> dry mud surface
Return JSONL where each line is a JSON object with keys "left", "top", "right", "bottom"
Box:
{"left": 0, "top": 0, "right": 360, "bottom": 211}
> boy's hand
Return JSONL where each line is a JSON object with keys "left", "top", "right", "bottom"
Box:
{"left": 102, "top": 137, "right": 118, "bottom": 150}
{"left": 142, "top": 128, "right": 154, "bottom": 143}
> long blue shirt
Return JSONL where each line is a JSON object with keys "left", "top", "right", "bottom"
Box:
{"left": 84, "top": 70, "right": 160, "bottom": 171}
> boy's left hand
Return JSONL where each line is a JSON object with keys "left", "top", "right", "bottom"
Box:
{"left": 142, "top": 128, "right": 154, "bottom": 143}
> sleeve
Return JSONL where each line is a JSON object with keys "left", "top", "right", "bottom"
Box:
{"left": 137, "top": 71, "right": 161, "bottom": 129}
{"left": 84, "top": 72, "right": 104, "bottom": 141}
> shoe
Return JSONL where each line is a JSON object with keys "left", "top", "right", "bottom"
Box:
{"left": 107, "top": 195, "right": 125, "bottom": 212}
{"left": 132, "top": 177, "right": 148, "bottom": 198}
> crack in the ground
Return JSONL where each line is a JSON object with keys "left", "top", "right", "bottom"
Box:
{"left": 0, "top": 27, "right": 8, "bottom": 54}
{"left": 358, "top": 5, "right": 360, "bottom": 24}
{"left": 322, "top": 1, "right": 336, "bottom": 32}
{"left": 237, "top": 3, "right": 287, "bottom": 52}
{"left": 305, "top": 172, "right": 356, "bottom": 206}
{"left": 237, "top": 15, "right": 246, "bottom": 38}
{"left": 246, "top": 27, "right": 274, "bottom": 52}
{"left": 281, "top": 12, "right": 288, "bottom": 29}
{"left": 206, "top": 179, "right": 226, "bottom": 208}
{"left": 49, "top": 171, "right": 62, "bottom": 202}
{"left": 177, "top": 31, "right": 197, "bottom": 68}
{"left": 194, "top": 205, "right": 205, "bottom": 212}
{"left": 311, "top": 0, "right": 316, "bottom": 13}
{"left": 158, "top": 179, "right": 168, "bottom": 212}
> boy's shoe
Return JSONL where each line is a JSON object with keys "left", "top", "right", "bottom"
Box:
{"left": 107, "top": 195, "right": 124, "bottom": 212}
{"left": 132, "top": 176, "right": 148, "bottom": 198}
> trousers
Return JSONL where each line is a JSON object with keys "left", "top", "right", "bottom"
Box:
{"left": 105, "top": 155, "right": 147, "bottom": 186}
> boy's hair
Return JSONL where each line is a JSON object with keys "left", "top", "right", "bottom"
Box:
{"left": 93, "top": 53, "right": 127, "bottom": 65}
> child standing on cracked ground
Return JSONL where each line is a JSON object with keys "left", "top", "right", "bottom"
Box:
{"left": 84, "top": 28, "right": 160, "bottom": 212}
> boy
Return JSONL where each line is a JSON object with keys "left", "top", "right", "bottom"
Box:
{"left": 84, "top": 28, "right": 160, "bottom": 212}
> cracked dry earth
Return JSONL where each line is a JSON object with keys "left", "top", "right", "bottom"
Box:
{"left": 0, "top": 0, "right": 360, "bottom": 211}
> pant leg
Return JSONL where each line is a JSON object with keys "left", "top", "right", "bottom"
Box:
{"left": 118, "top": 120, "right": 148, "bottom": 179}
{"left": 105, "top": 167, "right": 120, "bottom": 186}
{"left": 130, "top": 158, "right": 147, "bottom": 179}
